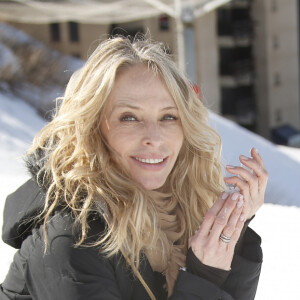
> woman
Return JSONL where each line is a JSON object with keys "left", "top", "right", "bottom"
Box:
{"left": 1, "top": 36, "right": 268, "bottom": 300}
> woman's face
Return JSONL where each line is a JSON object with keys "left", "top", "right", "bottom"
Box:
{"left": 101, "top": 64, "right": 184, "bottom": 190}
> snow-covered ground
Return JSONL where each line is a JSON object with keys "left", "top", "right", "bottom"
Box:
{"left": 1, "top": 91, "right": 300, "bottom": 299}
{"left": 0, "top": 92, "right": 46, "bottom": 278}
{"left": 1, "top": 20, "right": 300, "bottom": 299}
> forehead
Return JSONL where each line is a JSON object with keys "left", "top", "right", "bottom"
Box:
{"left": 105, "top": 64, "right": 177, "bottom": 109}
{"left": 114, "top": 64, "right": 162, "bottom": 90}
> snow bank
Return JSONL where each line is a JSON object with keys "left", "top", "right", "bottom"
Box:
{"left": 0, "top": 92, "right": 45, "bottom": 282}
{"left": 210, "top": 112, "right": 300, "bottom": 207}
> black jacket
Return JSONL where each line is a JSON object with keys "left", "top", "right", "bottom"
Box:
{"left": 1, "top": 177, "right": 263, "bottom": 300}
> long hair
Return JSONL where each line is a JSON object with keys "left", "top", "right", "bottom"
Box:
{"left": 30, "top": 36, "right": 225, "bottom": 298}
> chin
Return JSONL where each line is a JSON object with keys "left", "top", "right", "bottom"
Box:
{"left": 138, "top": 178, "right": 166, "bottom": 191}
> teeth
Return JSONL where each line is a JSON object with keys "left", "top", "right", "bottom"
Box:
{"left": 134, "top": 157, "right": 164, "bottom": 164}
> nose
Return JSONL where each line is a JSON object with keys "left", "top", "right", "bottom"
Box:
{"left": 142, "top": 122, "right": 162, "bottom": 147}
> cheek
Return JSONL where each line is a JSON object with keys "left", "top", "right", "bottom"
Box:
{"left": 163, "top": 126, "right": 184, "bottom": 153}
{"left": 104, "top": 128, "right": 137, "bottom": 162}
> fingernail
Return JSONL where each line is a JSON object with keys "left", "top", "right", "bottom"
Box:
{"left": 231, "top": 192, "right": 239, "bottom": 201}
{"left": 222, "top": 192, "right": 229, "bottom": 200}
{"left": 240, "top": 155, "right": 249, "bottom": 160}
{"left": 237, "top": 198, "right": 244, "bottom": 208}
{"left": 240, "top": 214, "right": 245, "bottom": 222}
{"left": 251, "top": 148, "right": 259, "bottom": 155}
{"left": 226, "top": 165, "right": 235, "bottom": 169}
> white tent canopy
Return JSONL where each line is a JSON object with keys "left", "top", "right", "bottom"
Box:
{"left": 0, "top": 0, "right": 231, "bottom": 85}
{"left": 0, "top": 0, "right": 231, "bottom": 24}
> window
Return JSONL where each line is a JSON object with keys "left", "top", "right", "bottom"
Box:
{"left": 273, "top": 36, "right": 279, "bottom": 49}
{"left": 71, "top": 53, "right": 81, "bottom": 59}
{"left": 159, "top": 14, "right": 169, "bottom": 31}
{"left": 109, "top": 23, "right": 144, "bottom": 39}
{"left": 217, "top": 9, "right": 232, "bottom": 36}
{"left": 69, "top": 22, "right": 79, "bottom": 42}
{"left": 50, "top": 23, "right": 60, "bottom": 42}
{"left": 274, "top": 73, "right": 281, "bottom": 86}
{"left": 271, "top": 0, "right": 277, "bottom": 12}
{"left": 275, "top": 109, "right": 282, "bottom": 122}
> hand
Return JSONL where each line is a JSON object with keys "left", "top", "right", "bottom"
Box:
{"left": 224, "top": 147, "right": 268, "bottom": 220}
{"left": 189, "top": 192, "right": 245, "bottom": 270}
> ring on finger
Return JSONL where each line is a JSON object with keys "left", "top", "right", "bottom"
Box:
{"left": 220, "top": 233, "right": 231, "bottom": 244}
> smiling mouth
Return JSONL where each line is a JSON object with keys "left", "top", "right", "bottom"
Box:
{"left": 133, "top": 157, "right": 165, "bottom": 164}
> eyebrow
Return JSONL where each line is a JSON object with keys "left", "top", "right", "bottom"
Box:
{"left": 111, "top": 102, "right": 178, "bottom": 112}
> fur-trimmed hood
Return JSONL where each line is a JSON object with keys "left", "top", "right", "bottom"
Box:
{"left": 2, "top": 148, "right": 106, "bottom": 249}
{"left": 25, "top": 147, "right": 50, "bottom": 191}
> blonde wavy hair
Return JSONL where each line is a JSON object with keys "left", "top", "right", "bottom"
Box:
{"left": 30, "top": 36, "right": 225, "bottom": 298}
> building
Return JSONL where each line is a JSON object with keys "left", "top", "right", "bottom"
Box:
{"left": 1, "top": 0, "right": 300, "bottom": 141}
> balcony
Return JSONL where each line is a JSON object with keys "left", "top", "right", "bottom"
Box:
{"left": 221, "top": 88, "right": 256, "bottom": 129}
{"left": 220, "top": 58, "right": 254, "bottom": 86}
{"left": 233, "top": 21, "right": 253, "bottom": 45}
{"left": 232, "top": 0, "right": 252, "bottom": 8}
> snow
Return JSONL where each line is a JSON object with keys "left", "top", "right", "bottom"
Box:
{"left": 1, "top": 21, "right": 300, "bottom": 299}
{"left": 1, "top": 91, "right": 300, "bottom": 299}
{"left": 0, "top": 92, "right": 45, "bottom": 277}
{"left": 210, "top": 112, "right": 300, "bottom": 207}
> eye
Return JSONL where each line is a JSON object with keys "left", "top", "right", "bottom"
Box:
{"left": 161, "top": 114, "right": 178, "bottom": 121}
{"left": 120, "top": 114, "right": 138, "bottom": 122}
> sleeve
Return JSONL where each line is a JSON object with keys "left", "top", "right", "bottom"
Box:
{"left": 2, "top": 214, "right": 125, "bottom": 300}
{"left": 184, "top": 217, "right": 253, "bottom": 287}
{"left": 221, "top": 227, "right": 263, "bottom": 300}
{"left": 234, "top": 216, "right": 255, "bottom": 255}
{"left": 185, "top": 248, "right": 230, "bottom": 286}
{"left": 170, "top": 227, "right": 262, "bottom": 300}
{"left": 26, "top": 234, "right": 124, "bottom": 300}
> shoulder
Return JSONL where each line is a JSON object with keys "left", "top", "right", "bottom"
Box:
{"left": 25, "top": 210, "right": 113, "bottom": 278}
{"left": 2, "top": 178, "right": 45, "bottom": 248}
{"left": 11, "top": 211, "right": 127, "bottom": 300}
{"left": 40, "top": 209, "right": 107, "bottom": 251}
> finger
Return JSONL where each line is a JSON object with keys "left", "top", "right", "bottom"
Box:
{"left": 228, "top": 213, "right": 246, "bottom": 250}
{"left": 209, "top": 192, "right": 230, "bottom": 215}
{"left": 221, "top": 195, "right": 244, "bottom": 239}
{"left": 250, "top": 147, "right": 265, "bottom": 167}
{"left": 209, "top": 192, "right": 242, "bottom": 242}
{"left": 225, "top": 165, "right": 258, "bottom": 196}
{"left": 198, "top": 192, "right": 230, "bottom": 237}
{"left": 226, "top": 165, "right": 257, "bottom": 183}
{"left": 239, "top": 154, "right": 268, "bottom": 188}
{"left": 250, "top": 148, "right": 269, "bottom": 190}
{"left": 224, "top": 175, "right": 252, "bottom": 199}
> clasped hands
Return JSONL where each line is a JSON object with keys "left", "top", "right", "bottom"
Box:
{"left": 189, "top": 148, "right": 268, "bottom": 271}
